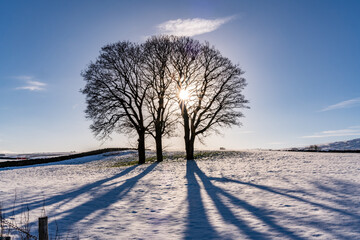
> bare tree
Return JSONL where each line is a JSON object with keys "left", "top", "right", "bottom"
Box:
{"left": 142, "top": 36, "right": 178, "bottom": 162}
{"left": 170, "top": 37, "right": 249, "bottom": 160}
{"left": 82, "top": 36, "right": 248, "bottom": 163}
{"left": 81, "top": 41, "right": 150, "bottom": 164}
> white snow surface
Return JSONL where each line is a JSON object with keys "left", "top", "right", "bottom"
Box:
{"left": 1, "top": 150, "right": 360, "bottom": 239}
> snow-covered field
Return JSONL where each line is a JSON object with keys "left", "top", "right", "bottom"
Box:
{"left": 0, "top": 152, "right": 73, "bottom": 162}
{"left": 1, "top": 150, "right": 360, "bottom": 239}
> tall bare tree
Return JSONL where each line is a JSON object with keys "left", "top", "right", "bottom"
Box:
{"left": 142, "top": 36, "right": 178, "bottom": 162}
{"left": 170, "top": 37, "right": 249, "bottom": 160}
{"left": 82, "top": 36, "right": 248, "bottom": 163}
{"left": 81, "top": 41, "right": 150, "bottom": 164}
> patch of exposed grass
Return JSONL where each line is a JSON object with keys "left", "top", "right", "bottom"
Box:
{"left": 109, "top": 150, "right": 234, "bottom": 167}
{"left": 110, "top": 155, "right": 157, "bottom": 167}
{"left": 111, "top": 160, "right": 139, "bottom": 167}
{"left": 194, "top": 151, "right": 222, "bottom": 159}
{"left": 164, "top": 153, "right": 185, "bottom": 161}
{"left": 145, "top": 156, "right": 157, "bottom": 163}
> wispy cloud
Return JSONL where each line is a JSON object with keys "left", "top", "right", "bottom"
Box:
{"left": 157, "top": 16, "right": 235, "bottom": 37}
{"left": 13, "top": 75, "right": 34, "bottom": 81}
{"left": 321, "top": 97, "right": 360, "bottom": 111}
{"left": 302, "top": 126, "right": 360, "bottom": 138}
{"left": 15, "top": 76, "right": 47, "bottom": 91}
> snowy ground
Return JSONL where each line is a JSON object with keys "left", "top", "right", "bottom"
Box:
{"left": 0, "top": 152, "right": 73, "bottom": 163}
{"left": 1, "top": 150, "right": 360, "bottom": 239}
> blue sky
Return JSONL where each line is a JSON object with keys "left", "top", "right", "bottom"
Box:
{"left": 1, "top": 0, "right": 360, "bottom": 153}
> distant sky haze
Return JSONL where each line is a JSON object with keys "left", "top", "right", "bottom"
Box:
{"left": 1, "top": 0, "right": 360, "bottom": 153}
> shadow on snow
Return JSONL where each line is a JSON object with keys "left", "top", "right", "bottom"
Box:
{"left": 3, "top": 163, "right": 139, "bottom": 215}
{"left": 4, "top": 159, "right": 360, "bottom": 239}
{"left": 184, "top": 160, "right": 360, "bottom": 240}
{"left": 3, "top": 162, "right": 157, "bottom": 237}
{"left": 53, "top": 162, "right": 158, "bottom": 229}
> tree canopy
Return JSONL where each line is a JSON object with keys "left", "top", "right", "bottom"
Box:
{"left": 82, "top": 36, "right": 248, "bottom": 162}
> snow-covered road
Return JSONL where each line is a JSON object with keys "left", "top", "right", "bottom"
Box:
{"left": 1, "top": 150, "right": 360, "bottom": 239}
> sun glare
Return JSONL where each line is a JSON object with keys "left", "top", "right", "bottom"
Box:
{"left": 179, "top": 89, "right": 189, "bottom": 100}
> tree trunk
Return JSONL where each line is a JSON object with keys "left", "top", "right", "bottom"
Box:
{"left": 155, "top": 127, "right": 163, "bottom": 162}
{"left": 185, "top": 137, "right": 195, "bottom": 160}
{"left": 138, "top": 130, "right": 146, "bottom": 164}
{"left": 181, "top": 102, "right": 194, "bottom": 160}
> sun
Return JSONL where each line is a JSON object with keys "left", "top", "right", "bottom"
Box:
{"left": 179, "top": 89, "right": 189, "bottom": 100}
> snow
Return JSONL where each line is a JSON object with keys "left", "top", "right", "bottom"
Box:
{"left": 0, "top": 152, "right": 73, "bottom": 163}
{"left": 1, "top": 150, "right": 360, "bottom": 239}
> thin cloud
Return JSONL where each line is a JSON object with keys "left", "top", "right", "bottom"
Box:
{"left": 321, "top": 97, "right": 360, "bottom": 111}
{"left": 157, "top": 16, "right": 235, "bottom": 37}
{"left": 302, "top": 127, "right": 360, "bottom": 138}
{"left": 13, "top": 75, "right": 34, "bottom": 81}
{"left": 15, "top": 76, "right": 47, "bottom": 91}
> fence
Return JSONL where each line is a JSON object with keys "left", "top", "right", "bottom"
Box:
{"left": 0, "top": 215, "right": 48, "bottom": 240}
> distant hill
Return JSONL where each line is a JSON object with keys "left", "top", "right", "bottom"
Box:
{"left": 0, "top": 148, "right": 134, "bottom": 168}
{"left": 316, "top": 138, "right": 360, "bottom": 151}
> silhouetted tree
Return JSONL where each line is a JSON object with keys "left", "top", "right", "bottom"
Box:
{"left": 82, "top": 36, "right": 248, "bottom": 163}
{"left": 142, "top": 36, "right": 178, "bottom": 162}
{"left": 170, "top": 36, "right": 249, "bottom": 160}
{"left": 81, "top": 41, "right": 150, "bottom": 164}
{"left": 309, "top": 145, "right": 320, "bottom": 151}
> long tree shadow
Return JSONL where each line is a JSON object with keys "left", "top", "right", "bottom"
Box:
{"left": 3, "top": 164, "right": 139, "bottom": 216}
{"left": 210, "top": 177, "right": 360, "bottom": 222}
{"left": 185, "top": 160, "right": 221, "bottom": 239}
{"left": 185, "top": 160, "right": 305, "bottom": 240}
{"left": 312, "top": 178, "right": 360, "bottom": 207}
{"left": 53, "top": 162, "right": 158, "bottom": 229}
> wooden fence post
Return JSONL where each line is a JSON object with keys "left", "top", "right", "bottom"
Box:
{"left": 38, "top": 216, "right": 48, "bottom": 240}
{"left": 0, "top": 237, "right": 11, "bottom": 240}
